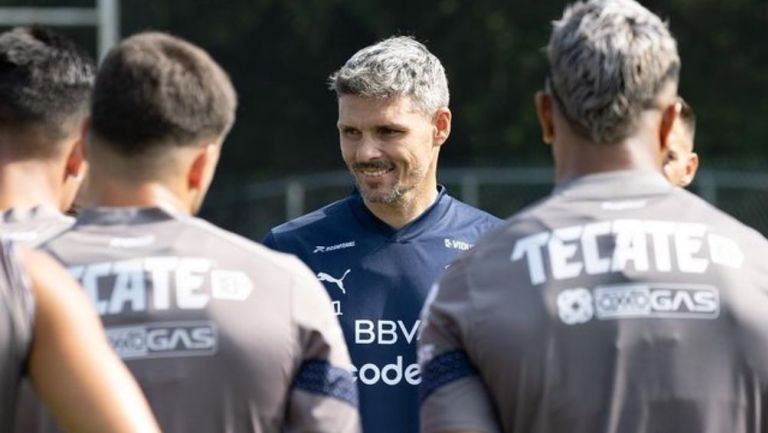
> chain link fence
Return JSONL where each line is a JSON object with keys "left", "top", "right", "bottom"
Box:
{"left": 201, "top": 167, "right": 768, "bottom": 241}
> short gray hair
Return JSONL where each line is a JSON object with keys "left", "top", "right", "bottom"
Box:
{"left": 547, "top": 0, "right": 680, "bottom": 145}
{"left": 329, "top": 36, "right": 449, "bottom": 114}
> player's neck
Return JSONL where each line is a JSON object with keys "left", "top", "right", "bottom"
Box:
{"left": 85, "top": 178, "right": 192, "bottom": 215}
{"left": 0, "top": 161, "right": 62, "bottom": 211}
{"left": 363, "top": 180, "right": 439, "bottom": 230}
{"left": 554, "top": 133, "right": 662, "bottom": 185}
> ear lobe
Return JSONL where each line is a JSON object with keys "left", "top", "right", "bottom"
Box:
{"left": 188, "top": 147, "right": 209, "bottom": 190}
{"left": 535, "top": 92, "right": 555, "bottom": 145}
{"left": 64, "top": 133, "right": 87, "bottom": 181}
{"left": 187, "top": 144, "right": 220, "bottom": 189}
{"left": 683, "top": 152, "right": 699, "bottom": 186}
{"left": 433, "top": 108, "right": 452, "bottom": 146}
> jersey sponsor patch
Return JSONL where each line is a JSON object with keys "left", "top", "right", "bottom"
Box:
{"left": 443, "top": 238, "right": 474, "bottom": 251}
{"left": 511, "top": 219, "right": 745, "bottom": 285}
{"left": 313, "top": 241, "right": 356, "bottom": 253}
{"left": 106, "top": 320, "right": 218, "bottom": 360}
{"left": 556, "top": 283, "right": 720, "bottom": 325}
{"left": 69, "top": 257, "right": 256, "bottom": 315}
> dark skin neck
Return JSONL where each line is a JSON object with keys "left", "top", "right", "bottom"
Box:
{"left": 536, "top": 83, "right": 679, "bottom": 185}
{"left": 552, "top": 123, "right": 666, "bottom": 185}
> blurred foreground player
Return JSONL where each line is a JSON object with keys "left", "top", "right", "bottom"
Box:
{"left": 264, "top": 36, "right": 501, "bottom": 433}
{"left": 29, "top": 32, "right": 359, "bottom": 433}
{"left": 419, "top": 1, "right": 768, "bottom": 432}
{"left": 663, "top": 98, "right": 698, "bottom": 187}
{"left": 0, "top": 26, "right": 92, "bottom": 244}
{"left": 0, "top": 243, "right": 159, "bottom": 433}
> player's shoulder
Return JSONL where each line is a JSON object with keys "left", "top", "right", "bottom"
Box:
{"left": 673, "top": 187, "right": 768, "bottom": 245}
{"left": 184, "top": 216, "right": 314, "bottom": 276}
{"left": 473, "top": 193, "right": 553, "bottom": 244}
{"left": 444, "top": 194, "right": 503, "bottom": 229}
{"left": 266, "top": 195, "right": 355, "bottom": 242}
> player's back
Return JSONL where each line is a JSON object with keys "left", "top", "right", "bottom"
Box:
{"left": 422, "top": 171, "right": 768, "bottom": 433}
{"left": 0, "top": 242, "right": 33, "bottom": 431}
{"left": 41, "top": 207, "right": 358, "bottom": 433}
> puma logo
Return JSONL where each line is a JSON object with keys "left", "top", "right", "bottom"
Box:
{"left": 317, "top": 269, "right": 351, "bottom": 294}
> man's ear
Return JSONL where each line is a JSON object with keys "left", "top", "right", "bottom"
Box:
{"left": 187, "top": 143, "right": 221, "bottom": 190}
{"left": 535, "top": 91, "right": 555, "bottom": 145}
{"left": 433, "top": 107, "right": 452, "bottom": 147}
{"left": 64, "top": 117, "right": 90, "bottom": 181}
{"left": 659, "top": 101, "right": 680, "bottom": 156}
{"left": 681, "top": 152, "right": 700, "bottom": 187}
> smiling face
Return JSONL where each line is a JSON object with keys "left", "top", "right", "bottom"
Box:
{"left": 337, "top": 94, "right": 448, "bottom": 209}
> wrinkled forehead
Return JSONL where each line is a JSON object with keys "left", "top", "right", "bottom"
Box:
{"left": 337, "top": 94, "right": 431, "bottom": 125}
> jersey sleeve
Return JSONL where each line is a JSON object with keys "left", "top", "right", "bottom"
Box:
{"left": 285, "top": 256, "right": 360, "bottom": 433}
{"left": 418, "top": 257, "right": 501, "bottom": 433}
{"left": 261, "top": 231, "right": 278, "bottom": 249}
{"left": 0, "top": 241, "right": 35, "bottom": 373}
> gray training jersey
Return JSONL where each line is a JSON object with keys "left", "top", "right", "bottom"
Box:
{"left": 26, "top": 206, "right": 360, "bottom": 433}
{"left": 0, "top": 242, "right": 34, "bottom": 432}
{"left": 419, "top": 170, "right": 768, "bottom": 433}
{"left": 0, "top": 206, "right": 74, "bottom": 246}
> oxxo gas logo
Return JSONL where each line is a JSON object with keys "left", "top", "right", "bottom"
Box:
{"left": 106, "top": 321, "right": 218, "bottom": 360}
{"left": 557, "top": 283, "right": 719, "bottom": 325}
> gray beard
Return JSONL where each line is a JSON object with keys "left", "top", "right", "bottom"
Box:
{"left": 357, "top": 181, "right": 406, "bottom": 205}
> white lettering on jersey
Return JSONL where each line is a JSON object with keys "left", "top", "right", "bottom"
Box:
{"left": 210, "top": 270, "right": 254, "bottom": 301}
{"left": 444, "top": 238, "right": 473, "bottom": 251}
{"left": 317, "top": 269, "right": 350, "bottom": 316}
{"left": 106, "top": 320, "right": 218, "bottom": 360}
{"left": 511, "top": 219, "right": 744, "bottom": 285}
{"left": 175, "top": 258, "right": 211, "bottom": 309}
{"left": 557, "top": 283, "right": 720, "bottom": 325}
{"left": 110, "top": 260, "right": 146, "bottom": 314}
{"left": 351, "top": 356, "right": 421, "bottom": 386}
{"left": 69, "top": 257, "right": 254, "bottom": 315}
{"left": 511, "top": 232, "right": 550, "bottom": 285}
{"left": 350, "top": 319, "right": 423, "bottom": 385}
{"left": 313, "top": 241, "right": 356, "bottom": 253}
{"left": 355, "top": 320, "right": 421, "bottom": 345}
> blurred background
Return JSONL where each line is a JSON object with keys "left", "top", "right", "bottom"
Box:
{"left": 2, "top": 0, "right": 767, "bottom": 238}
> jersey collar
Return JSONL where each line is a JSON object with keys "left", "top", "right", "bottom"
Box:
{"left": 1, "top": 205, "right": 72, "bottom": 224}
{"left": 348, "top": 185, "right": 452, "bottom": 242}
{"left": 553, "top": 169, "right": 672, "bottom": 200}
{"left": 76, "top": 205, "right": 188, "bottom": 226}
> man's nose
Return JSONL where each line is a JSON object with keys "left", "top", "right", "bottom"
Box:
{"left": 356, "top": 134, "right": 384, "bottom": 161}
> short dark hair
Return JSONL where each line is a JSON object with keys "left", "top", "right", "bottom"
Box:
{"left": 91, "top": 32, "right": 237, "bottom": 156}
{"left": 678, "top": 97, "right": 696, "bottom": 136}
{"left": 0, "top": 26, "right": 95, "bottom": 157}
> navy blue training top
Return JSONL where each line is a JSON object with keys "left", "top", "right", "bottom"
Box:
{"left": 263, "top": 186, "right": 501, "bottom": 433}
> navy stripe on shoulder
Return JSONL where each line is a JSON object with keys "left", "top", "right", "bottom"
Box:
{"left": 293, "top": 359, "right": 358, "bottom": 407}
{"left": 419, "top": 350, "right": 477, "bottom": 404}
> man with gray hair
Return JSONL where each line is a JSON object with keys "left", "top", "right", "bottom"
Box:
{"left": 418, "top": 0, "right": 768, "bottom": 432}
{"left": 264, "top": 36, "right": 500, "bottom": 433}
